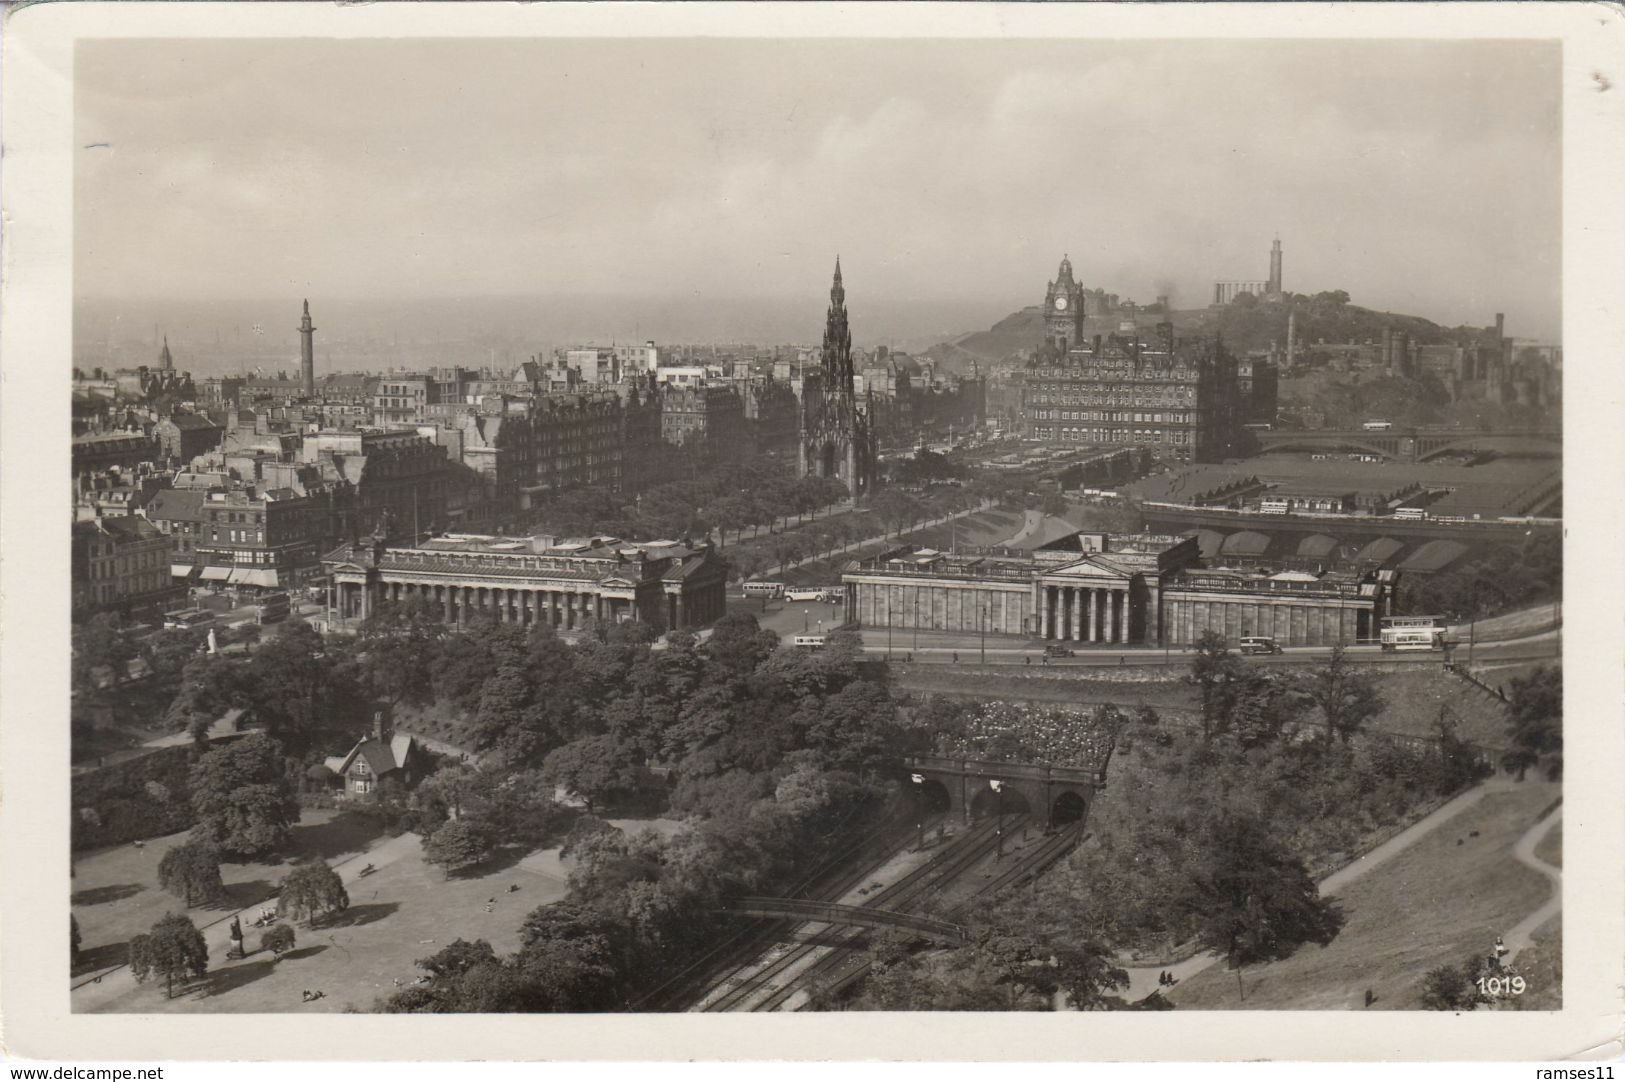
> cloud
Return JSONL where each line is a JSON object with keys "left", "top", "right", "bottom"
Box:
{"left": 73, "top": 37, "right": 1562, "bottom": 339}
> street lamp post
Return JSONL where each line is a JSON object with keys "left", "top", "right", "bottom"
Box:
{"left": 914, "top": 591, "right": 920, "bottom": 654}
{"left": 990, "top": 779, "right": 1004, "bottom": 862}
{"left": 980, "top": 603, "right": 988, "bottom": 666}
{"left": 912, "top": 773, "right": 926, "bottom": 851}
{"left": 887, "top": 590, "right": 893, "bottom": 661}
{"left": 803, "top": 607, "right": 810, "bottom": 633}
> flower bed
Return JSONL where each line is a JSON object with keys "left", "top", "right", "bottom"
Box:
{"left": 932, "top": 700, "right": 1122, "bottom": 770}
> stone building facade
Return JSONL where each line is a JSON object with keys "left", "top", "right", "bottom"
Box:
{"left": 660, "top": 385, "right": 749, "bottom": 456}
{"left": 322, "top": 534, "right": 728, "bottom": 633}
{"left": 843, "top": 531, "right": 1393, "bottom": 647}
{"left": 1022, "top": 258, "right": 1244, "bottom": 462}
{"left": 71, "top": 515, "right": 183, "bottom": 618}
{"left": 155, "top": 412, "right": 225, "bottom": 463}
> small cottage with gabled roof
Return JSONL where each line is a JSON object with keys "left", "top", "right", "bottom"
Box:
{"left": 314, "top": 707, "right": 427, "bottom": 798}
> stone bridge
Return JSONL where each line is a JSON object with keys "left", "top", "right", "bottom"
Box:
{"left": 905, "top": 755, "right": 1104, "bottom": 830}
{"left": 725, "top": 898, "right": 966, "bottom": 944}
{"left": 1253, "top": 426, "right": 1560, "bottom": 462}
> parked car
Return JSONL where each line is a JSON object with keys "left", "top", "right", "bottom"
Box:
{"left": 1043, "top": 644, "right": 1075, "bottom": 658}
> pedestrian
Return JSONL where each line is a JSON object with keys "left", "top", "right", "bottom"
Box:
{"left": 953, "top": 652, "right": 959, "bottom": 664}
{"left": 1363, "top": 989, "right": 1375, "bottom": 1008}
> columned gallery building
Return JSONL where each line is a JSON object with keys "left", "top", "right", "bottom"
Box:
{"left": 842, "top": 531, "right": 1394, "bottom": 647}
{"left": 322, "top": 533, "right": 727, "bottom": 632}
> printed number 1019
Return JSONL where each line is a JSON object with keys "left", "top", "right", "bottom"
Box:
{"left": 1477, "top": 975, "right": 1527, "bottom": 996}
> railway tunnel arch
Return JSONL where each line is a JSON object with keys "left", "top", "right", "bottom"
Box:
{"left": 912, "top": 777, "right": 953, "bottom": 817}
{"left": 1050, "top": 789, "right": 1088, "bottom": 827}
{"left": 967, "top": 784, "right": 1034, "bottom": 822}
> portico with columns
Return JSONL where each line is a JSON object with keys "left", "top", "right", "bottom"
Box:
{"left": 1034, "top": 559, "right": 1147, "bottom": 645}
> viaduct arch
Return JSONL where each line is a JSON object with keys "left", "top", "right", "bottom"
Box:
{"left": 905, "top": 755, "right": 1104, "bottom": 831}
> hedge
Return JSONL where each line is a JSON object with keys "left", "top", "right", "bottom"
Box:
{"left": 71, "top": 745, "right": 198, "bottom": 850}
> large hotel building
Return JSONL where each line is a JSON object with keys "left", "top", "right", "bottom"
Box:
{"left": 843, "top": 531, "right": 1394, "bottom": 648}
{"left": 1020, "top": 257, "right": 1244, "bottom": 461}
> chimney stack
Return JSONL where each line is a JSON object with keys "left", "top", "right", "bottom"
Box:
{"left": 1286, "top": 310, "right": 1297, "bottom": 369}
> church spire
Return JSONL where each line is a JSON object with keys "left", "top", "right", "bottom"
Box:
{"left": 822, "top": 257, "right": 853, "bottom": 394}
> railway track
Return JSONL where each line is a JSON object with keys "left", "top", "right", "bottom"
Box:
{"left": 637, "top": 805, "right": 935, "bottom": 1011}
{"left": 780, "top": 821, "right": 1088, "bottom": 1009}
{"left": 706, "top": 813, "right": 1021, "bottom": 1012}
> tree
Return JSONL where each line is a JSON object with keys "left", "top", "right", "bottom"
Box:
{"left": 1048, "top": 939, "right": 1129, "bottom": 1010}
{"left": 190, "top": 733, "right": 300, "bottom": 858}
{"left": 356, "top": 597, "right": 444, "bottom": 708}
{"left": 1503, "top": 665, "right": 1562, "bottom": 781}
{"left": 1189, "top": 632, "right": 1244, "bottom": 742}
{"left": 1038, "top": 491, "right": 1071, "bottom": 520}
{"left": 128, "top": 912, "right": 209, "bottom": 998}
{"left": 423, "top": 818, "right": 495, "bottom": 877}
{"left": 73, "top": 612, "right": 138, "bottom": 693}
{"left": 1421, "top": 954, "right": 1492, "bottom": 1011}
{"left": 514, "top": 902, "right": 629, "bottom": 1010}
{"left": 277, "top": 860, "right": 350, "bottom": 925}
{"left": 165, "top": 653, "right": 239, "bottom": 742}
{"left": 1184, "top": 813, "right": 1343, "bottom": 1001}
{"left": 241, "top": 621, "right": 328, "bottom": 739}
{"left": 1307, "top": 645, "right": 1384, "bottom": 743}
{"left": 260, "top": 924, "right": 296, "bottom": 957}
{"left": 71, "top": 914, "right": 82, "bottom": 966}
{"left": 157, "top": 836, "right": 225, "bottom": 908}
{"left": 542, "top": 735, "right": 645, "bottom": 814}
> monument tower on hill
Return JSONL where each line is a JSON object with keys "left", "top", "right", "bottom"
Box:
{"left": 798, "top": 258, "right": 877, "bottom": 501}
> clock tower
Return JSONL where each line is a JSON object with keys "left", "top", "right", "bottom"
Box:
{"left": 1043, "top": 255, "right": 1085, "bottom": 352}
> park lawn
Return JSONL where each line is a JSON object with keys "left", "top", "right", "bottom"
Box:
{"left": 1167, "top": 776, "right": 1559, "bottom": 1010}
{"left": 81, "top": 832, "right": 569, "bottom": 1013}
{"left": 1534, "top": 820, "right": 1561, "bottom": 869}
{"left": 79, "top": 816, "right": 684, "bottom": 1014}
{"left": 887, "top": 508, "right": 1025, "bottom": 550}
{"left": 1508, "top": 914, "right": 1561, "bottom": 1011}
{"left": 1356, "top": 668, "right": 1511, "bottom": 749}
{"left": 72, "top": 808, "right": 387, "bottom": 978}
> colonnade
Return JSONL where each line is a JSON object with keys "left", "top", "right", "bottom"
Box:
{"left": 340, "top": 578, "right": 638, "bottom": 630}
{"left": 1037, "top": 583, "right": 1131, "bottom": 644}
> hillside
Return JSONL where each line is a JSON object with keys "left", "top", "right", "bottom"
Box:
{"left": 924, "top": 290, "right": 1472, "bottom": 369}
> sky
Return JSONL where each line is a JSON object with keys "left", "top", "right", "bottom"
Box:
{"left": 74, "top": 37, "right": 1562, "bottom": 347}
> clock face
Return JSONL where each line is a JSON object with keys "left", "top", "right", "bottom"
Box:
{"left": 1054, "top": 296, "right": 1069, "bottom": 311}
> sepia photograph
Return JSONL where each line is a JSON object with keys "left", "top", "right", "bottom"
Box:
{"left": 4, "top": 0, "right": 1622, "bottom": 1066}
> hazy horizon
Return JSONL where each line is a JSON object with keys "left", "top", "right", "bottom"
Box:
{"left": 76, "top": 37, "right": 1562, "bottom": 360}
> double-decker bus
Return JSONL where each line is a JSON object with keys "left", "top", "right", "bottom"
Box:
{"left": 257, "top": 592, "right": 291, "bottom": 626}
{"left": 1380, "top": 614, "right": 1445, "bottom": 651}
